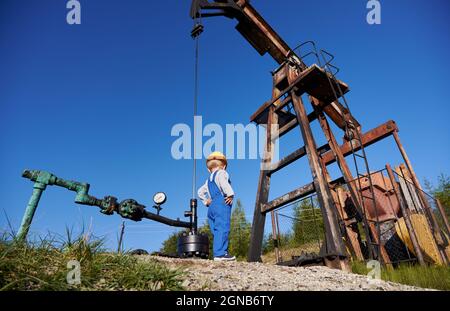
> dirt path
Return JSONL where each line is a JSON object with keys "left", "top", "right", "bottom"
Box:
{"left": 143, "top": 256, "right": 428, "bottom": 291}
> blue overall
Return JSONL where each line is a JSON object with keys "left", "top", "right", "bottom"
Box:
{"left": 207, "top": 170, "right": 232, "bottom": 257}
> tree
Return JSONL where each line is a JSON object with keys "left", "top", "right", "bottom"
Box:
{"left": 159, "top": 231, "right": 182, "bottom": 255}
{"left": 292, "top": 197, "right": 324, "bottom": 245}
{"left": 262, "top": 233, "right": 275, "bottom": 254}
{"left": 433, "top": 174, "right": 449, "bottom": 211}
{"left": 425, "top": 174, "right": 450, "bottom": 224}
{"left": 228, "top": 199, "right": 251, "bottom": 259}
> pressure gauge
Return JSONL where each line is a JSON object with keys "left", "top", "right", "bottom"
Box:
{"left": 153, "top": 192, "right": 167, "bottom": 205}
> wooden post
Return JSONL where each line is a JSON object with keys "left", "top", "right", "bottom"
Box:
{"left": 270, "top": 210, "right": 281, "bottom": 263}
{"left": 315, "top": 107, "right": 387, "bottom": 262}
{"left": 275, "top": 212, "right": 283, "bottom": 262}
{"left": 393, "top": 132, "right": 443, "bottom": 237}
{"left": 317, "top": 151, "right": 363, "bottom": 262}
{"left": 393, "top": 131, "right": 423, "bottom": 194}
{"left": 317, "top": 146, "right": 360, "bottom": 261}
{"left": 315, "top": 105, "right": 362, "bottom": 208}
{"left": 248, "top": 105, "right": 278, "bottom": 262}
{"left": 396, "top": 164, "right": 447, "bottom": 264}
{"left": 436, "top": 199, "right": 450, "bottom": 236}
{"left": 291, "top": 91, "right": 349, "bottom": 271}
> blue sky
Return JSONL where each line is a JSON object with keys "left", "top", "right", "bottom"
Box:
{"left": 1, "top": 0, "right": 449, "bottom": 252}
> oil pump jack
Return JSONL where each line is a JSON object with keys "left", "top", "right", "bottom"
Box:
{"left": 16, "top": 1, "right": 449, "bottom": 270}
{"left": 190, "top": 0, "right": 450, "bottom": 270}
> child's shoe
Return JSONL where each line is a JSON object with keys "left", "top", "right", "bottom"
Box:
{"left": 213, "top": 253, "right": 236, "bottom": 261}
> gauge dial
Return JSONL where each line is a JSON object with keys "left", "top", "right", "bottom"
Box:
{"left": 153, "top": 192, "right": 167, "bottom": 205}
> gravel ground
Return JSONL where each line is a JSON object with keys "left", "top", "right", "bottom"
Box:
{"left": 142, "top": 256, "right": 428, "bottom": 291}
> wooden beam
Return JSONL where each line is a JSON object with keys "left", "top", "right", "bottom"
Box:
{"left": 274, "top": 95, "right": 292, "bottom": 113}
{"left": 278, "top": 118, "right": 297, "bottom": 138}
{"left": 236, "top": 0, "right": 293, "bottom": 65}
{"left": 261, "top": 183, "right": 315, "bottom": 213}
{"left": 277, "top": 119, "right": 397, "bottom": 169}
{"left": 267, "top": 147, "right": 306, "bottom": 175}
{"left": 277, "top": 111, "right": 317, "bottom": 138}
{"left": 393, "top": 131, "right": 447, "bottom": 247}
{"left": 321, "top": 120, "right": 398, "bottom": 165}
{"left": 267, "top": 143, "right": 331, "bottom": 176}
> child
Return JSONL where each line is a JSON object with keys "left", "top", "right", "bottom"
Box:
{"left": 198, "top": 152, "right": 236, "bottom": 261}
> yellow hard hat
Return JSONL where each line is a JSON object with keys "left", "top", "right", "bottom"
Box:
{"left": 206, "top": 151, "right": 227, "bottom": 166}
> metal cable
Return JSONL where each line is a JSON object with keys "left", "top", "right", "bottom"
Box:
{"left": 192, "top": 26, "right": 200, "bottom": 199}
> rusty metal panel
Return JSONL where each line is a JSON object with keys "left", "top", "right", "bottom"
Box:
{"left": 351, "top": 172, "right": 401, "bottom": 222}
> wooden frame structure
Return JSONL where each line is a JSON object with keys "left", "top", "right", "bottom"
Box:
{"left": 190, "top": 0, "right": 450, "bottom": 269}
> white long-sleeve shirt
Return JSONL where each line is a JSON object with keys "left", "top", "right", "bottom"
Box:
{"left": 197, "top": 169, "right": 234, "bottom": 205}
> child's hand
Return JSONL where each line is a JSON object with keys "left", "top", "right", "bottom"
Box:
{"left": 224, "top": 196, "right": 233, "bottom": 206}
{"left": 205, "top": 199, "right": 212, "bottom": 206}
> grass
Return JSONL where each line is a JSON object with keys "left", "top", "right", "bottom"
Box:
{"left": 3, "top": 228, "right": 448, "bottom": 291}
{"left": 262, "top": 244, "right": 450, "bottom": 290}
{"left": 0, "top": 230, "right": 186, "bottom": 291}
{"left": 351, "top": 261, "right": 450, "bottom": 290}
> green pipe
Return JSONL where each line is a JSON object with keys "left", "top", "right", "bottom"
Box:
{"left": 18, "top": 169, "right": 193, "bottom": 241}
{"left": 16, "top": 182, "right": 46, "bottom": 242}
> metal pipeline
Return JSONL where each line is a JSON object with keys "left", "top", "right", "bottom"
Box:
{"left": 18, "top": 169, "right": 193, "bottom": 241}
{"left": 143, "top": 211, "right": 191, "bottom": 228}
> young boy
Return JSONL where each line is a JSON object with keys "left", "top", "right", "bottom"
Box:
{"left": 198, "top": 151, "right": 236, "bottom": 261}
